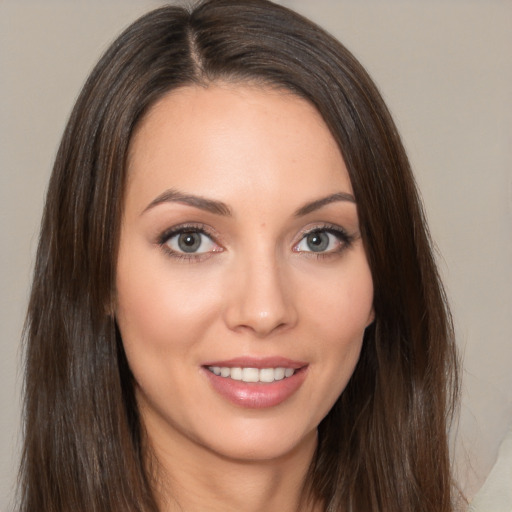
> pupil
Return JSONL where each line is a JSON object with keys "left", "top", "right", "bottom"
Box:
{"left": 307, "top": 232, "right": 329, "bottom": 252}
{"left": 178, "top": 232, "right": 201, "bottom": 252}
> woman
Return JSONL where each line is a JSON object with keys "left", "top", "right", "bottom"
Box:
{"left": 18, "top": 0, "right": 460, "bottom": 511}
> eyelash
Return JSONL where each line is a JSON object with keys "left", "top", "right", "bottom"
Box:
{"left": 293, "top": 224, "right": 355, "bottom": 259}
{"left": 157, "top": 222, "right": 355, "bottom": 262}
{"left": 157, "top": 223, "right": 220, "bottom": 262}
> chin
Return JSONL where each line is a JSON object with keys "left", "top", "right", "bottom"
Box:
{"left": 197, "top": 421, "right": 318, "bottom": 464}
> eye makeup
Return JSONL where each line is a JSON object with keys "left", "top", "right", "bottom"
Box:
{"left": 157, "top": 223, "right": 223, "bottom": 262}
{"left": 293, "top": 223, "right": 357, "bottom": 259}
{"left": 156, "top": 220, "right": 357, "bottom": 263}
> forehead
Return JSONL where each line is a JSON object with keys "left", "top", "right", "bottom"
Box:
{"left": 126, "top": 83, "right": 352, "bottom": 213}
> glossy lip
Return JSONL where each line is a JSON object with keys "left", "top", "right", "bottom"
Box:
{"left": 202, "top": 357, "right": 308, "bottom": 409}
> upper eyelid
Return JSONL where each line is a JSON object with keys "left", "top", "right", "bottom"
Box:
{"left": 158, "top": 223, "right": 218, "bottom": 244}
{"left": 157, "top": 225, "right": 222, "bottom": 260}
{"left": 293, "top": 224, "right": 356, "bottom": 252}
{"left": 157, "top": 221, "right": 353, "bottom": 248}
{"left": 295, "top": 223, "right": 351, "bottom": 239}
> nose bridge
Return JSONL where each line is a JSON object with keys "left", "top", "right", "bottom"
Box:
{"left": 224, "top": 242, "right": 297, "bottom": 336}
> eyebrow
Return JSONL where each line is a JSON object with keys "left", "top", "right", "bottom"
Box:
{"left": 294, "top": 192, "right": 355, "bottom": 217}
{"left": 142, "top": 189, "right": 355, "bottom": 218}
{"left": 142, "top": 188, "right": 232, "bottom": 216}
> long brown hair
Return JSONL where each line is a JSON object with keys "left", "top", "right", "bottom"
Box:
{"left": 19, "top": 1, "right": 459, "bottom": 511}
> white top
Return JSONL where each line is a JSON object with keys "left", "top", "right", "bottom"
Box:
{"left": 469, "top": 428, "right": 512, "bottom": 512}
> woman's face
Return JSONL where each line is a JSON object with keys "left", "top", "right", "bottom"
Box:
{"left": 116, "top": 84, "right": 374, "bottom": 463}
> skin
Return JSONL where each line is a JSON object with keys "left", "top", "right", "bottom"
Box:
{"left": 116, "top": 83, "right": 374, "bottom": 512}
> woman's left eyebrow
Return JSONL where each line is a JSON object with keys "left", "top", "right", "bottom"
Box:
{"left": 294, "top": 192, "right": 355, "bottom": 217}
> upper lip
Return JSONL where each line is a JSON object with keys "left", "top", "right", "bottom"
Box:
{"left": 202, "top": 356, "right": 307, "bottom": 369}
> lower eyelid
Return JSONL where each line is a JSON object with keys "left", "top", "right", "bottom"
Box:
{"left": 157, "top": 224, "right": 354, "bottom": 259}
{"left": 155, "top": 224, "right": 223, "bottom": 260}
{"left": 295, "top": 227, "right": 352, "bottom": 251}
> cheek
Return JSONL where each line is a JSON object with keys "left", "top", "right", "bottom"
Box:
{"left": 301, "top": 257, "right": 374, "bottom": 339}
{"left": 298, "top": 257, "right": 373, "bottom": 401}
{"left": 115, "top": 248, "right": 224, "bottom": 362}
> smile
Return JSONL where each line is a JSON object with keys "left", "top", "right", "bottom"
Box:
{"left": 207, "top": 366, "right": 295, "bottom": 383}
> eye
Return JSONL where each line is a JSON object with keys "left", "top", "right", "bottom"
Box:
{"left": 168, "top": 231, "right": 214, "bottom": 253}
{"left": 294, "top": 227, "right": 352, "bottom": 254}
{"left": 159, "top": 226, "right": 222, "bottom": 258}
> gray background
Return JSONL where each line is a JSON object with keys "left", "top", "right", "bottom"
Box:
{"left": 1, "top": 1, "right": 511, "bottom": 509}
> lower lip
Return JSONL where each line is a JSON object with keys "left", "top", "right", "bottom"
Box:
{"left": 202, "top": 367, "right": 308, "bottom": 409}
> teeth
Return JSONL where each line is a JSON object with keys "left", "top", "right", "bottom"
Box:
{"left": 208, "top": 366, "right": 297, "bottom": 383}
{"left": 274, "top": 367, "right": 285, "bottom": 381}
{"left": 230, "top": 367, "right": 242, "bottom": 380}
{"left": 259, "top": 368, "right": 275, "bottom": 383}
{"left": 242, "top": 368, "right": 259, "bottom": 382}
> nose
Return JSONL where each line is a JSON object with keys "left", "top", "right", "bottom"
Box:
{"left": 223, "top": 251, "right": 298, "bottom": 337}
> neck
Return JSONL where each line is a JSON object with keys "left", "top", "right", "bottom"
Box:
{"left": 146, "top": 425, "right": 321, "bottom": 512}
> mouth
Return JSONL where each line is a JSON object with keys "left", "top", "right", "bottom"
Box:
{"left": 206, "top": 366, "right": 296, "bottom": 383}
{"left": 202, "top": 357, "right": 308, "bottom": 408}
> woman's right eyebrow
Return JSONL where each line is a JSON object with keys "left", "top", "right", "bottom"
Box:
{"left": 141, "top": 188, "right": 232, "bottom": 217}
